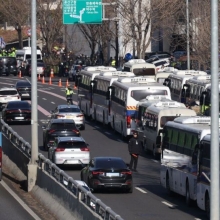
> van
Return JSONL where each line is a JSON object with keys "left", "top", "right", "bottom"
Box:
{"left": 15, "top": 47, "right": 42, "bottom": 62}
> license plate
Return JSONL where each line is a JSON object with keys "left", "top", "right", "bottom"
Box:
{"left": 66, "top": 116, "right": 74, "bottom": 119}
{"left": 15, "top": 117, "right": 24, "bottom": 119}
{"left": 106, "top": 173, "right": 120, "bottom": 177}
{"left": 22, "top": 94, "right": 29, "bottom": 96}
{"left": 4, "top": 98, "right": 11, "bottom": 100}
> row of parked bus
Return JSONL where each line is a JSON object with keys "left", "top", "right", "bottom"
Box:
{"left": 74, "top": 62, "right": 213, "bottom": 217}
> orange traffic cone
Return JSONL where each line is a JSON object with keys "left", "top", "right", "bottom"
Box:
{"left": 50, "top": 68, "right": 54, "bottom": 78}
{"left": 66, "top": 79, "right": 69, "bottom": 87}
{"left": 42, "top": 76, "right": 45, "bottom": 84}
{"left": 18, "top": 70, "right": 21, "bottom": 78}
{"left": 48, "top": 77, "right": 52, "bottom": 85}
{"left": 58, "top": 79, "right": 62, "bottom": 87}
{"left": 38, "top": 74, "right": 41, "bottom": 81}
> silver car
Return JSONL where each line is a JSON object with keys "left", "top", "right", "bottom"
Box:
{"left": 48, "top": 136, "right": 90, "bottom": 165}
{"left": 50, "top": 104, "right": 85, "bottom": 130}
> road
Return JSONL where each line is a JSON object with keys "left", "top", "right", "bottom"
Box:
{"left": 0, "top": 180, "right": 39, "bottom": 220}
{"left": 0, "top": 76, "right": 209, "bottom": 220}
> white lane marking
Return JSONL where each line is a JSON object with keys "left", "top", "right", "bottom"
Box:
{"left": 1, "top": 180, "right": 41, "bottom": 220}
{"left": 51, "top": 102, "right": 55, "bottom": 104}
{"left": 42, "top": 98, "right": 47, "bottom": 100}
{"left": 104, "top": 132, "right": 111, "bottom": 135}
{"left": 195, "top": 219, "right": 202, "bottom": 220}
{"left": 27, "top": 101, "right": 50, "bottom": 116}
{"left": 135, "top": 187, "right": 147, "bottom": 193}
{"left": 162, "top": 201, "right": 175, "bottom": 208}
{"left": 151, "top": 159, "right": 159, "bottom": 163}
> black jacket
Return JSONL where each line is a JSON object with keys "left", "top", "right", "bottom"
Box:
{"left": 128, "top": 137, "right": 142, "bottom": 155}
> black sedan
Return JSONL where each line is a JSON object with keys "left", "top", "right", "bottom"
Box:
{"left": 80, "top": 157, "right": 133, "bottom": 193}
{"left": 42, "top": 119, "right": 81, "bottom": 150}
{"left": 2, "top": 101, "right": 31, "bottom": 124}
{"left": 15, "top": 80, "right": 31, "bottom": 100}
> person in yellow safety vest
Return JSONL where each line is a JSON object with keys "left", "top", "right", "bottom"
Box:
{"left": 65, "top": 86, "right": 74, "bottom": 104}
{"left": 111, "top": 58, "right": 116, "bottom": 67}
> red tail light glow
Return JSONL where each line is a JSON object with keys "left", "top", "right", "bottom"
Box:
{"left": 80, "top": 147, "right": 89, "bottom": 151}
{"left": 55, "top": 148, "right": 65, "bottom": 152}
{"left": 56, "top": 115, "right": 65, "bottom": 118}
{"left": 121, "top": 171, "right": 132, "bottom": 175}
{"left": 76, "top": 114, "right": 84, "bottom": 118}
{"left": 92, "top": 171, "right": 104, "bottom": 175}
{"left": 126, "top": 115, "right": 131, "bottom": 128}
{"left": 48, "top": 129, "right": 55, "bottom": 134}
{"left": 73, "top": 129, "right": 80, "bottom": 134}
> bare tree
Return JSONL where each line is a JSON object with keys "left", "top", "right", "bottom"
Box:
{"left": 0, "top": 0, "right": 29, "bottom": 49}
{"left": 37, "top": 0, "right": 63, "bottom": 64}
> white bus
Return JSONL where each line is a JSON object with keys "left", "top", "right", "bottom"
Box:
{"left": 159, "top": 116, "right": 216, "bottom": 208}
{"left": 196, "top": 134, "right": 213, "bottom": 215}
{"left": 76, "top": 66, "right": 118, "bottom": 118}
{"left": 163, "top": 70, "right": 207, "bottom": 103}
{"left": 183, "top": 75, "right": 212, "bottom": 114}
{"left": 91, "top": 71, "right": 135, "bottom": 125}
{"left": 110, "top": 76, "right": 171, "bottom": 139}
{"left": 155, "top": 67, "right": 178, "bottom": 83}
{"left": 136, "top": 101, "right": 196, "bottom": 158}
{"left": 122, "top": 59, "right": 156, "bottom": 78}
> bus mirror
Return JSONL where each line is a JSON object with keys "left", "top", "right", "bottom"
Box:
{"left": 182, "top": 84, "right": 190, "bottom": 98}
{"left": 163, "top": 79, "right": 171, "bottom": 88}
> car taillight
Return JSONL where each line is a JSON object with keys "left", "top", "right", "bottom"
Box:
{"left": 23, "top": 110, "right": 31, "bottom": 113}
{"left": 56, "top": 115, "right": 65, "bottom": 118}
{"left": 80, "top": 147, "right": 89, "bottom": 151}
{"left": 76, "top": 114, "right": 84, "bottom": 118}
{"left": 92, "top": 171, "right": 104, "bottom": 175}
{"left": 126, "top": 115, "right": 131, "bottom": 128}
{"left": 121, "top": 171, "right": 132, "bottom": 175}
{"left": 0, "top": 148, "right": 2, "bottom": 168}
{"left": 55, "top": 148, "right": 65, "bottom": 152}
{"left": 48, "top": 129, "right": 55, "bottom": 134}
{"left": 73, "top": 129, "right": 80, "bottom": 134}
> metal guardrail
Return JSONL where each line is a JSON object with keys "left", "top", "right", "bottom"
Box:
{"left": 1, "top": 119, "right": 124, "bottom": 220}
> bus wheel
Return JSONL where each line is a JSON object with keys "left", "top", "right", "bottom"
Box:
{"left": 185, "top": 181, "right": 192, "bottom": 206}
{"left": 205, "top": 193, "right": 210, "bottom": 219}
{"left": 166, "top": 173, "right": 173, "bottom": 196}
{"left": 153, "top": 146, "right": 159, "bottom": 159}
{"left": 103, "top": 112, "right": 105, "bottom": 127}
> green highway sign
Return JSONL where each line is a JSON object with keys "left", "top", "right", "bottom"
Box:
{"left": 63, "top": 0, "right": 102, "bottom": 24}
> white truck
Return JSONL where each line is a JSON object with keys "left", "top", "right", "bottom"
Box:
{"left": 15, "top": 47, "right": 42, "bottom": 61}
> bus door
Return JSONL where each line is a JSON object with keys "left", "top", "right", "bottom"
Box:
{"left": 181, "top": 84, "right": 190, "bottom": 104}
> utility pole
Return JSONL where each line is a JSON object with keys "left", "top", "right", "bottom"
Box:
{"left": 27, "top": 0, "right": 38, "bottom": 192}
{"left": 186, "top": 0, "right": 190, "bottom": 69}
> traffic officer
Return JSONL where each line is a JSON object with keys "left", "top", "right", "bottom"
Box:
{"left": 65, "top": 86, "right": 74, "bottom": 104}
{"left": 128, "top": 131, "right": 142, "bottom": 172}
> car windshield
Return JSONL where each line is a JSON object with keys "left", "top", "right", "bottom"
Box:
{"left": 7, "top": 102, "right": 30, "bottom": 108}
{"left": 59, "top": 108, "right": 81, "bottom": 113}
{"left": 96, "top": 159, "right": 127, "bottom": 169}
{"left": 16, "top": 82, "right": 31, "bottom": 87}
{"left": 0, "top": 90, "right": 17, "bottom": 95}
{"left": 58, "top": 141, "right": 86, "bottom": 148}
{"left": 50, "top": 123, "right": 76, "bottom": 129}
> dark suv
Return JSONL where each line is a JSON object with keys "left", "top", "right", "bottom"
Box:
{"left": 0, "top": 57, "right": 17, "bottom": 76}
{"left": 42, "top": 119, "right": 81, "bottom": 150}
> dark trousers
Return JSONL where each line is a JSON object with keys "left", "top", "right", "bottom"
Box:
{"left": 129, "top": 154, "right": 138, "bottom": 170}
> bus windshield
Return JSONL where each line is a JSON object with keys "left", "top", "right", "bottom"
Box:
{"left": 133, "top": 68, "right": 155, "bottom": 76}
{"left": 131, "top": 89, "right": 168, "bottom": 101}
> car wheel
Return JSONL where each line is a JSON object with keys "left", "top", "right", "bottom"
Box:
{"left": 128, "top": 182, "right": 133, "bottom": 193}
{"left": 185, "top": 181, "right": 192, "bottom": 206}
{"left": 205, "top": 193, "right": 210, "bottom": 219}
{"left": 166, "top": 173, "right": 173, "bottom": 196}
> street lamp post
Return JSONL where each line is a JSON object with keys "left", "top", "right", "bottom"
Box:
{"left": 186, "top": 0, "right": 190, "bottom": 69}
